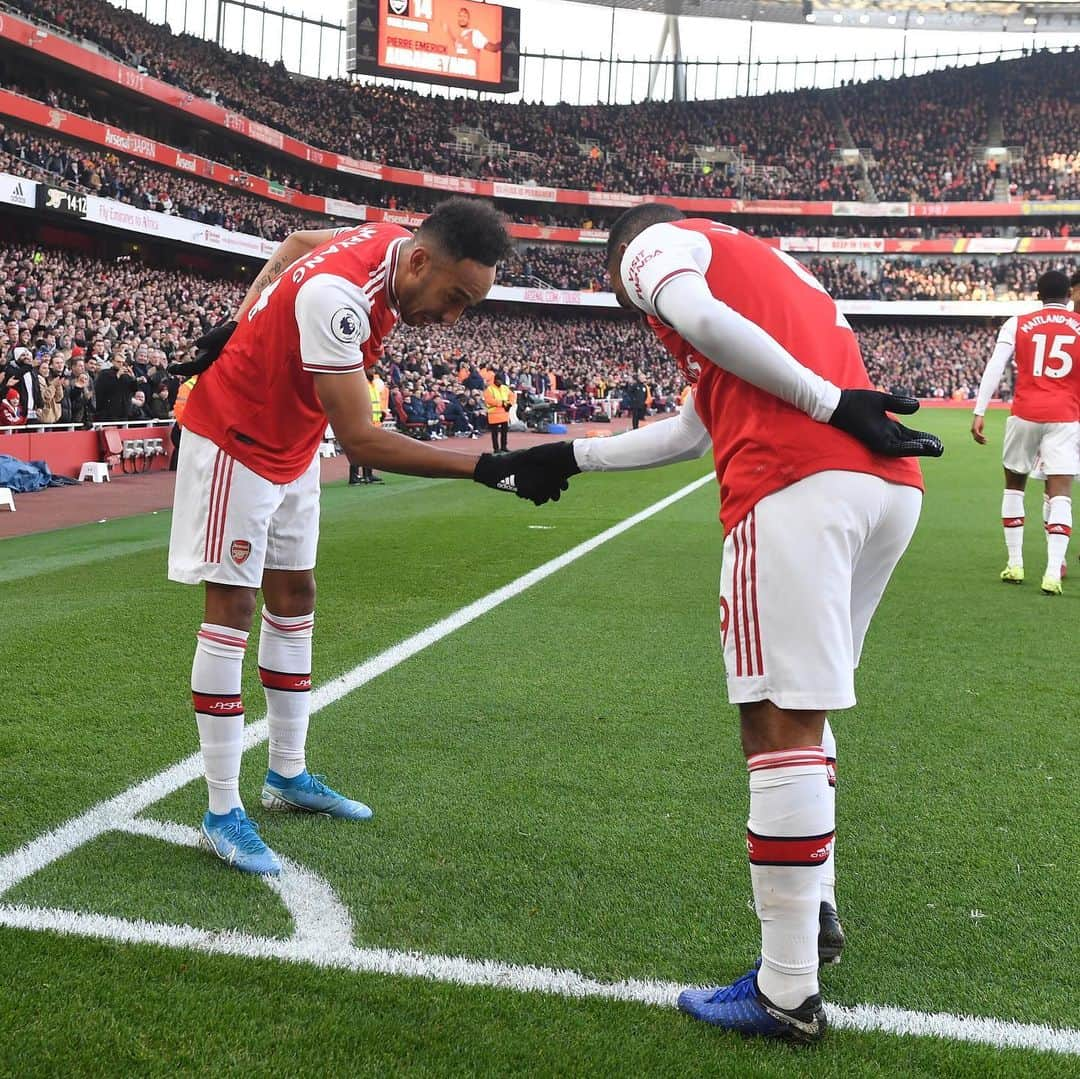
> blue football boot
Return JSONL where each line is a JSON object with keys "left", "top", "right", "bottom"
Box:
{"left": 261, "top": 769, "right": 373, "bottom": 820}
{"left": 677, "top": 962, "right": 827, "bottom": 1044}
{"left": 200, "top": 807, "right": 281, "bottom": 876}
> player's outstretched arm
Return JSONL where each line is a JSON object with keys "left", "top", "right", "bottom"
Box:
{"left": 572, "top": 390, "right": 712, "bottom": 471}
{"left": 491, "top": 393, "right": 713, "bottom": 507}
{"left": 314, "top": 372, "right": 556, "bottom": 504}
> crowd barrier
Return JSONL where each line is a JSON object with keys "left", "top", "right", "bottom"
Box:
{"left": 0, "top": 420, "right": 173, "bottom": 478}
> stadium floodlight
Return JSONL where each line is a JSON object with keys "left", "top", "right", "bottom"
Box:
{"left": 1023, "top": 6, "right": 1038, "bottom": 25}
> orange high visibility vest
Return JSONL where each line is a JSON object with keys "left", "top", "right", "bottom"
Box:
{"left": 174, "top": 376, "right": 197, "bottom": 425}
{"left": 483, "top": 384, "right": 514, "bottom": 424}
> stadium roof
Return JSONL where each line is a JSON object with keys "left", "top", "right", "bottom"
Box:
{"left": 570, "top": 0, "right": 1080, "bottom": 33}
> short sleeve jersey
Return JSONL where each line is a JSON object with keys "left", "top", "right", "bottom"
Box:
{"left": 181, "top": 223, "right": 409, "bottom": 483}
{"left": 996, "top": 305, "right": 1080, "bottom": 423}
{"left": 456, "top": 27, "right": 488, "bottom": 55}
{"left": 621, "top": 219, "right": 922, "bottom": 530}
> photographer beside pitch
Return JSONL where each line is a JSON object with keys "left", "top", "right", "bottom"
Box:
{"left": 168, "top": 199, "right": 548, "bottom": 878}
{"left": 509, "top": 205, "right": 942, "bottom": 1044}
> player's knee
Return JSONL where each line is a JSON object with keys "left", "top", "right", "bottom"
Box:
{"left": 739, "top": 701, "right": 827, "bottom": 757}
{"left": 204, "top": 583, "right": 258, "bottom": 631}
{"left": 264, "top": 571, "right": 316, "bottom": 616}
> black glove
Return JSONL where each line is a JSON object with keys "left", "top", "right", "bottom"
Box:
{"left": 167, "top": 319, "right": 237, "bottom": 378}
{"left": 515, "top": 441, "right": 582, "bottom": 485}
{"left": 473, "top": 446, "right": 576, "bottom": 506}
{"left": 828, "top": 390, "right": 944, "bottom": 458}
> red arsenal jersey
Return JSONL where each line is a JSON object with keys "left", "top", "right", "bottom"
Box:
{"left": 182, "top": 223, "right": 410, "bottom": 482}
{"left": 621, "top": 219, "right": 923, "bottom": 531}
{"left": 996, "top": 305, "right": 1080, "bottom": 423}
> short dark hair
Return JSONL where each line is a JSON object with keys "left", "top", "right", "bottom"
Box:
{"left": 606, "top": 204, "right": 685, "bottom": 264}
{"left": 1070, "top": 269, "right": 1080, "bottom": 289}
{"left": 416, "top": 198, "right": 512, "bottom": 267}
{"left": 1037, "top": 270, "right": 1070, "bottom": 303}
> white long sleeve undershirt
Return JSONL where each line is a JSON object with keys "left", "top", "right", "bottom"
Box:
{"left": 650, "top": 271, "right": 842, "bottom": 424}
{"left": 571, "top": 265, "right": 846, "bottom": 474}
{"left": 973, "top": 341, "right": 1015, "bottom": 416}
{"left": 573, "top": 390, "right": 712, "bottom": 472}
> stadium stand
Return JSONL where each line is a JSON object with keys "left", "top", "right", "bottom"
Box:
{"left": 0, "top": 119, "right": 330, "bottom": 241}
{"left": 1000, "top": 50, "right": 1080, "bottom": 200}
{"left": 2, "top": 0, "right": 1076, "bottom": 203}
{"left": 1, "top": 240, "right": 1014, "bottom": 429}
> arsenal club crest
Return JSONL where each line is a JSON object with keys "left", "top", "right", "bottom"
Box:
{"left": 230, "top": 540, "right": 252, "bottom": 564}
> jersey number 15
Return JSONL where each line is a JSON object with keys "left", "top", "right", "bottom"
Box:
{"left": 1031, "top": 333, "right": 1075, "bottom": 379}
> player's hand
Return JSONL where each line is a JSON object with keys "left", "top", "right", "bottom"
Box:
{"left": 167, "top": 319, "right": 237, "bottom": 378}
{"left": 512, "top": 441, "right": 582, "bottom": 495}
{"left": 472, "top": 448, "right": 573, "bottom": 506}
{"left": 828, "top": 390, "right": 944, "bottom": 458}
{"left": 970, "top": 415, "right": 987, "bottom": 445}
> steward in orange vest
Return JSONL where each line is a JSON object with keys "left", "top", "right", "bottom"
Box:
{"left": 483, "top": 373, "right": 515, "bottom": 454}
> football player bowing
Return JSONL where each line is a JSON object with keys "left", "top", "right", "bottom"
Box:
{"left": 511, "top": 205, "right": 942, "bottom": 1044}
{"left": 169, "top": 199, "right": 549, "bottom": 877}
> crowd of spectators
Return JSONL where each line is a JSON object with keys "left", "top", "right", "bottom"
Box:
{"left": 841, "top": 65, "right": 997, "bottom": 202}
{"left": 7, "top": 0, "right": 1076, "bottom": 205}
{"left": 497, "top": 247, "right": 1079, "bottom": 300}
{"left": 497, "top": 246, "right": 607, "bottom": 290}
{"left": 1, "top": 67, "right": 1077, "bottom": 252}
{"left": 1000, "top": 50, "right": 1080, "bottom": 201}
{"left": 0, "top": 242, "right": 241, "bottom": 426}
{"left": 809, "top": 256, "right": 1078, "bottom": 301}
{"left": 0, "top": 118, "right": 330, "bottom": 240}
{"left": 0, "top": 239, "right": 1044, "bottom": 436}
{"left": 856, "top": 320, "right": 1000, "bottom": 399}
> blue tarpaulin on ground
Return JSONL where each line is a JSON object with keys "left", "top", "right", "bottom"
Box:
{"left": 0, "top": 454, "right": 54, "bottom": 493}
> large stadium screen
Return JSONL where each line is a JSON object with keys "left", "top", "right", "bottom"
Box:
{"left": 347, "top": 0, "right": 520, "bottom": 94}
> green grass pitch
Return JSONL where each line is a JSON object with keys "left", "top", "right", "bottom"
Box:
{"left": 0, "top": 408, "right": 1077, "bottom": 1077}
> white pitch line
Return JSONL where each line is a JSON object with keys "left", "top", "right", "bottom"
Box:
{"left": 0, "top": 902, "right": 1077, "bottom": 1056}
{"left": 0, "top": 472, "right": 715, "bottom": 898}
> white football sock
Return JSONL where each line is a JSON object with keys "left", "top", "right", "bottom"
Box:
{"left": 820, "top": 719, "right": 837, "bottom": 909}
{"left": 1002, "top": 490, "right": 1025, "bottom": 566}
{"left": 192, "top": 623, "right": 248, "bottom": 815}
{"left": 259, "top": 608, "right": 314, "bottom": 779}
{"left": 747, "top": 747, "right": 834, "bottom": 1010}
{"left": 1045, "top": 496, "right": 1072, "bottom": 580}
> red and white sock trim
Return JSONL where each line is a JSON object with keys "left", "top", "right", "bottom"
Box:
{"left": 261, "top": 610, "right": 315, "bottom": 634}
{"left": 259, "top": 668, "right": 312, "bottom": 692}
{"left": 191, "top": 692, "right": 245, "bottom": 716}
{"left": 747, "top": 746, "right": 827, "bottom": 772}
{"left": 196, "top": 626, "right": 248, "bottom": 650}
{"left": 1002, "top": 517, "right": 1025, "bottom": 528}
{"left": 747, "top": 829, "right": 835, "bottom": 866}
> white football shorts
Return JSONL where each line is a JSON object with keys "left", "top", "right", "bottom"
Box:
{"left": 719, "top": 470, "right": 922, "bottom": 712}
{"left": 1003, "top": 416, "right": 1079, "bottom": 478}
{"left": 168, "top": 428, "right": 321, "bottom": 588}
